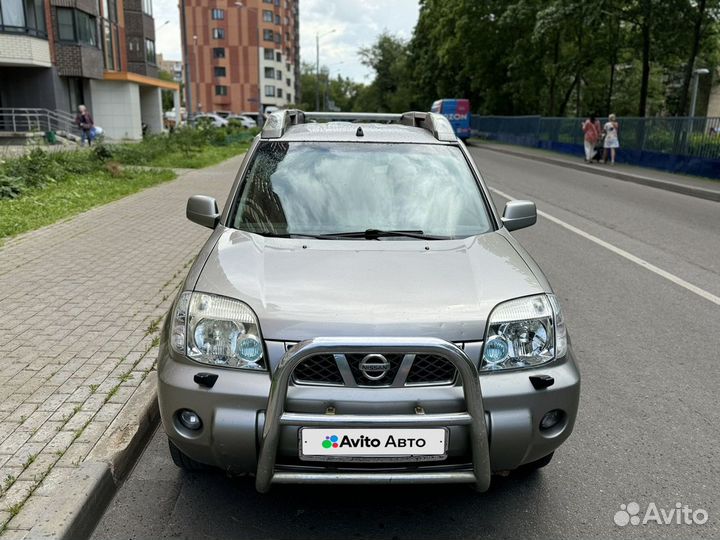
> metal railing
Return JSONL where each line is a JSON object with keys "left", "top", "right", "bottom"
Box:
{"left": 0, "top": 108, "right": 80, "bottom": 137}
{"left": 255, "top": 336, "right": 492, "bottom": 493}
{"left": 472, "top": 115, "right": 720, "bottom": 160}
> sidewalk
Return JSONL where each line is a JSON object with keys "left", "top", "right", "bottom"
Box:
{"left": 0, "top": 154, "right": 245, "bottom": 538}
{"left": 474, "top": 142, "right": 720, "bottom": 202}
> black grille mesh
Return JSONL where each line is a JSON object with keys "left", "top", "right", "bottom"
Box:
{"left": 406, "top": 354, "right": 457, "bottom": 384}
{"left": 293, "top": 354, "right": 343, "bottom": 384}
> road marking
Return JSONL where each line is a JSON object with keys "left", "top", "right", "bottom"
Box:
{"left": 490, "top": 187, "right": 720, "bottom": 307}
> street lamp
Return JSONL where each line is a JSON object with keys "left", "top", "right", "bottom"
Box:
{"left": 235, "top": 1, "right": 263, "bottom": 127}
{"left": 690, "top": 68, "right": 710, "bottom": 118}
{"left": 179, "top": 0, "right": 193, "bottom": 118}
{"left": 315, "top": 29, "right": 336, "bottom": 111}
{"left": 322, "top": 61, "right": 344, "bottom": 111}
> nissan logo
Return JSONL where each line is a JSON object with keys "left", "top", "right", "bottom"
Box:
{"left": 358, "top": 354, "right": 391, "bottom": 381}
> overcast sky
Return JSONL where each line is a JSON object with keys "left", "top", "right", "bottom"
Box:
{"left": 154, "top": 0, "right": 420, "bottom": 82}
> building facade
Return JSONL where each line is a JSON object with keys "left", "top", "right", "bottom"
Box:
{"left": 182, "top": 0, "right": 299, "bottom": 116}
{"left": 157, "top": 53, "right": 183, "bottom": 82}
{"left": 0, "top": 0, "right": 177, "bottom": 139}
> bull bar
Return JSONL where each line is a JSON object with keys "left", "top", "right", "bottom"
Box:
{"left": 255, "top": 337, "right": 492, "bottom": 492}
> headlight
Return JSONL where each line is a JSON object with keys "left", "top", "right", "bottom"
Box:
{"left": 481, "top": 294, "right": 567, "bottom": 371}
{"left": 169, "top": 291, "right": 266, "bottom": 370}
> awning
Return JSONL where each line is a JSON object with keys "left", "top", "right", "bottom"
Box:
{"left": 103, "top": 71, "right": 180, "bottom": 91}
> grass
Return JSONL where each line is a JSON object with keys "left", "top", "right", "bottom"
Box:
{"left": 0, "top": 167, "right": 175, "bottom": 240}
{"left": 139, "top": 143, "right": 250, "bottom": 169}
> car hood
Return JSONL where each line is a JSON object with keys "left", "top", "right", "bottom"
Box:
{"left": 194, "top": 229, "right": 545, "bottom": 342}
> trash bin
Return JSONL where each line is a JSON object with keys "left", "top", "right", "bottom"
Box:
{"left": 46, "top": 131, "right": 57, "bottom": 144}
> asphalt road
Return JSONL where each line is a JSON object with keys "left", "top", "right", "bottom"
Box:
{"left": 92, "top": 147, "right": 720, "bottom": 540}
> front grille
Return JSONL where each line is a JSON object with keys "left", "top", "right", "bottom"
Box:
{"left": 292, "top": 352, "right": 458, "bottom": 387}
{"left": 292, "top": 354, "right": 343, "bottom": 385}
{"left": 406, "top": 354, "right": 457, "bottom": 385}
{"left": 346, "top": 353, "right": 404, "bottom": 387}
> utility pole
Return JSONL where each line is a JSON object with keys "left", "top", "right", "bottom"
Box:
{"left": 315, "top": 29, "right": 335, "bottom": 111}
{"left": 180, "top": 0, "right": 192, "bottom": 118}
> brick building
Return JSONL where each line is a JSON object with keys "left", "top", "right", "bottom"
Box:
{"left": 0, "top": 0, "right": 178, "bottom": 139}
{"left": 183, "top": 0, "right": 299, "bottom": 117}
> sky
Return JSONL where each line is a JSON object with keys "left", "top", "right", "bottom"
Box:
{"left": 153, "top": 0, "right": 420, "bottom": 82}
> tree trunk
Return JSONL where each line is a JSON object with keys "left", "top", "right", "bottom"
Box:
{"left": 559, "top": 73, "right": 579, "bottom": 117}
{"left": 638, "top": 0, "right": 652, "bottom": 117}
{"left": 677, "top": 0, "right": 707, "bottom": 115}
{"left": 548, "top": 32, "right": 560, "bottom": 115}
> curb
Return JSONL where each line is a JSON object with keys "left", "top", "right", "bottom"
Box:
{"left": 10, "top": 376, "right": 160, "bottom": 539}
{"left": 477, "top": 144, "right": 720, "bottom": 203}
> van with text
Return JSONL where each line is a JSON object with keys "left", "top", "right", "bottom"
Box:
{"left": 431, "top": 99, "right": 471, "bottom": 140}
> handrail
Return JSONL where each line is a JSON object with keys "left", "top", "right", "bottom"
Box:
{"left": 0, "top": 108, "right": 80, "bottom": 135}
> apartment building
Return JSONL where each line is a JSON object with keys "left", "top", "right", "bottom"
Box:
{"left": 182, "top": 0, "right": 299, "bottom": 117}
{"left": 157, "top": 53, "right": 183, "bottom": 82}
{"left": 0, "top": 0, "right": 178, "bottom": 139}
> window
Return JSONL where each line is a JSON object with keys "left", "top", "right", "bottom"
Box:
{"left": 264, "top": 67, "right": 274, "bottom": 79}
{"left": 231, "top": 143, "right": 493, "bottom": 238}
{"left": 263, "top": 29, "right": 273, "bottom": 41}
{"left": 276, "top": 88, "right": 282, "bottom": 98}
{"left": 101, "top": 0, "right": 117, "bottom": 21}
{"left": 211, "top": 8, "right": 224, "bottom": 19}
{"left": 215, "top": 85, "right": 228, "bottom": 96}
{"left": 275, "top": 69, "right": 281, "bottom": 80}
{"left": 142, "top": 0, "right": 152, "bottom": 15}
{"left": 287, "top": 94, "right": 292, "bottom": 103}
{"left": 286, "top": 78, "right": 290, "bottom": 86}
{"left": 274, "top": 14, "right": 280, "bottom": 24}
{"left": 275, "top": 51, "right": 281, "bottom": 62}
{"left": 286, "top": 62, "right": 290, "bottom": 71}
{"left": 0, "top": 0, "right": 46, "bottom": 33}
{"left": 262, "top": 9, "right": 272, "bottom": 22}
{"left": 264, "top": 85, "right": 275, "bottom": 97}
{"left": 284, "top": 16, "right": 288, "bottom": 25}
{"left": 274, "top": 32, "right": 281, "bottom": 44}
{"left": 128, "top": 36, "right": 140, "bottom": 51}
{"left": 213, "top": 47, "right": 225, "bottom": 58}
{"left": 263, "top": 48, "right": 274, "bottom": 60}
{"left": 145, "top": 38, "right": 155, "bottom": 63}
{"left": 262, "top": 0, "right": 272, "bottom": 3}
{"left": 212, "top": 27, "right": 224, "bottom": 39}
{"left": 102, "top": 20, "right": 114, "bottom": 68}
{"left": 57, "top": 8, "right": 97, "bottom": 46}
{"left": 274, "top": 0, "right": 280, "bottom": 5}
{"left": 56, "top": 8, "right": 75, "bottom": 40}
{"left": 214, "top": 66, "right": 226, "bottom": 77}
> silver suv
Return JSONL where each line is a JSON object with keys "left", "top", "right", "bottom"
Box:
{"left": 157, "top": 110, "right": 580, "bottom": 492}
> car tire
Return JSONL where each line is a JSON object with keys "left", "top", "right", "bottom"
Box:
{"left": 168, "top": 439, "right": 209, "bottom": 471}
{"left": 519, "top": 451, "right": 554, "bottom": 473}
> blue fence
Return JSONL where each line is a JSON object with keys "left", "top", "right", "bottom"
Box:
{"left": 472, "top": 115, "right": 720, "bottom": 179}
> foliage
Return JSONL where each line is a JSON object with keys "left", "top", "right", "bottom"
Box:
{"left": 93, "top": 125, "right": 255, "bottom": 169}
{"left": 335, "top": 0, "right": 720, "bottom": 117}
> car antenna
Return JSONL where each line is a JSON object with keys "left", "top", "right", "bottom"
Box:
{"left": 356, "top": 126, "right": 364, "bottom": 137}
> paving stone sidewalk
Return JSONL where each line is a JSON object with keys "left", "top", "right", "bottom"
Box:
{"left": 0, "top": 154, "right": 244, "bottom": 536}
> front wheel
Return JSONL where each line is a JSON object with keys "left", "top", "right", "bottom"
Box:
{"left": 168, "top": 439, "right": 209, "bottom": 471}
{"left": 519, "top": 451, "right": 554, "bottom": 473}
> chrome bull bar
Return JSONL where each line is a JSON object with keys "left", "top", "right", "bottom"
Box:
{"left": 255, "top": 337, "right": 491, "bottom": 493}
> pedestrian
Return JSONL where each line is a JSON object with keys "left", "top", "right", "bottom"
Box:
{"left": 603, "top": 113, "right": 620, "bottom": 164}
{"left": 75, "top": 105, "right": 95, "bottom": 147}
{"left": 581, "top": 114, "right": 601, "bottom": 163}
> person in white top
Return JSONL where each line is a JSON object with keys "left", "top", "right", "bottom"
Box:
{"left": 603, "top": 114, "right": 620, "bottom": 164}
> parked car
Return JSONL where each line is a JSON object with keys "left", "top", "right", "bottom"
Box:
{"left": 157, "top": 110, "right": 581, "bottom": 493}
{"left": 227, "top": 114, "right": 257, "bottom": 129}
{"left": 191, "top": 113, "right": 228, "bottom": 128}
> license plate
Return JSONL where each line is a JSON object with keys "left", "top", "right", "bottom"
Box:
{"left": 299, "top": 428, "right": 448, "bottom": 462}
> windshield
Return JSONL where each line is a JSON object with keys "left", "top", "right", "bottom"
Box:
{"left": 230, "top": 141, "right": 493, "bottom": 238}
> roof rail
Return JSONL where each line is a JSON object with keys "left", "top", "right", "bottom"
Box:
{"left": 261, "top": 109, "right": 457, "bottom": 142}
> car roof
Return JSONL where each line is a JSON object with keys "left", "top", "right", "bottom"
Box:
{"left": 279, "top": 122, "right": 449, "bottom": 144}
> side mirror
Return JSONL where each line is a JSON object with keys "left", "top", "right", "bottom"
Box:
{"left": 502, "top": 200, "right": 537, "bottom": 231}
{"left": 187, "top": 195, "right": 220, "bottom": 229}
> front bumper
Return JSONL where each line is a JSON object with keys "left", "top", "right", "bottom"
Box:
{"left": 158, "top": 337, "right": 580, "bottom": 490}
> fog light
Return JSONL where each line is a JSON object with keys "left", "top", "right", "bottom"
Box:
{"left": 178, "top": 409, "right": 202, "bottom": 431}
{"left": 540, "top": 409, "right": 564, "bottom": 431}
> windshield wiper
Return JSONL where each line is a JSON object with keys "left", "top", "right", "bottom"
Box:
{"left": 318, "top": 229, "right": 449, "bottom": 240}
{"left": 251, "top": 231, "right": 331, "bottom": 239}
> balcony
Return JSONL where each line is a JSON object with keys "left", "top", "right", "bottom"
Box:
{"left": 0, "top": 0, "right": 51, "bottom": 67}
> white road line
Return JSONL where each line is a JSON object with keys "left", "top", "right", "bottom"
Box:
{"left": 490, "top": 186, "right": 720, "bottom": 307}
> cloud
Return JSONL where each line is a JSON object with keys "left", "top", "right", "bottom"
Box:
{"left": 153, "top": 0, "right": 420, "bottom": 82}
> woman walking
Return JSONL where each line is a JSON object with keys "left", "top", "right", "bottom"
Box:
{"left": 603, "top": 114, "right": 620, "bottom": 164}
{"left": 74, "top": 105, "right": 95, "bottom": 147}
{"left": 582, "top": 114, "right": 601, "bottom": 163}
